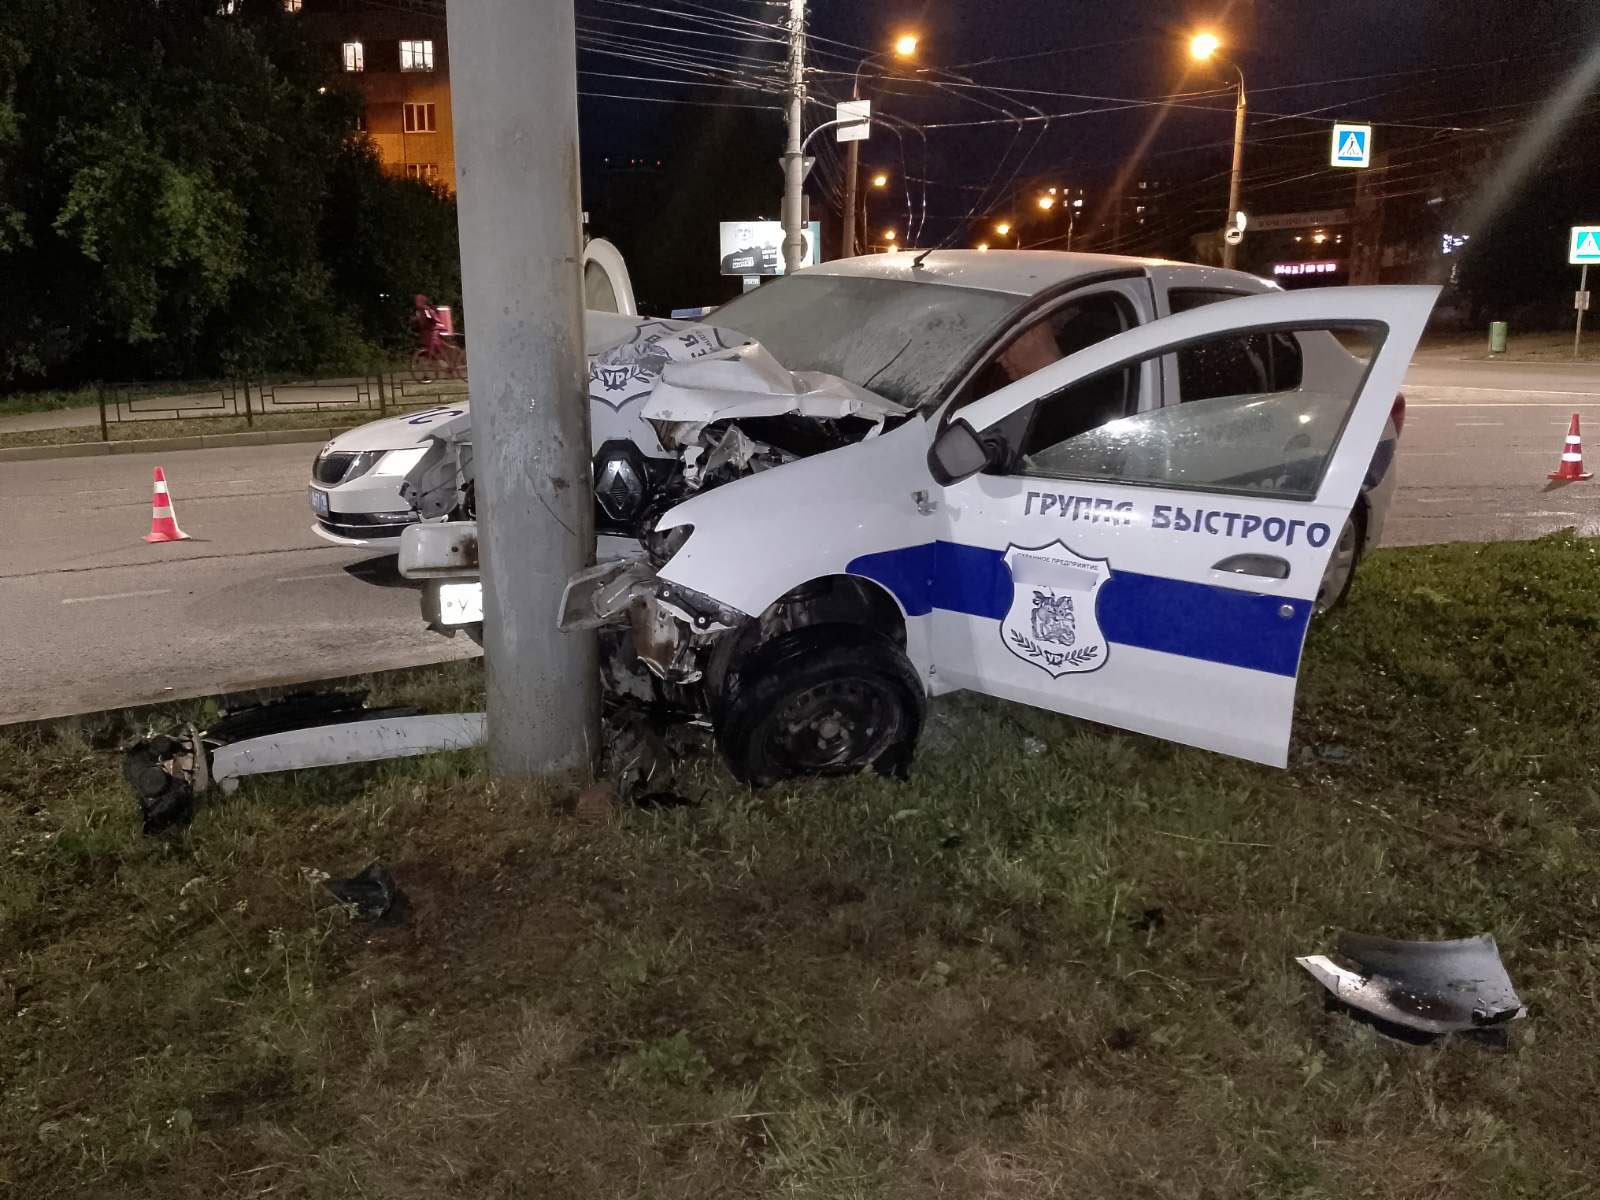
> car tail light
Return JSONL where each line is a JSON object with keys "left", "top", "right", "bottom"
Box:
{"left": 1390, "top": 392, "right": 1406, "bottom": 437}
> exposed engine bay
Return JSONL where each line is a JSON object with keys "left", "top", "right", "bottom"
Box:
{"left": 397, "top": 314, "right": 907, "bottom": 568}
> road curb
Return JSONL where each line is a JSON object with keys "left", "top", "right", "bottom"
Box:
{"left": 0, "top": 426, "right": 340, "bottom": 462}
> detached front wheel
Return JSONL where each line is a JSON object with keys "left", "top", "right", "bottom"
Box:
{"left": 716, "top": 625, "right": 925, "bottom": 787}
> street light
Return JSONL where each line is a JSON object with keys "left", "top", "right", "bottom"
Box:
{"left": 1189, "top": 29, "right": 1247, "bottom": 269}
{"left": 842, "top": 33, "right": 920, "bottom": 259}
{"left": 1037, "top": 194, "right": 1056, "bottom": 210}
{"left": 884, "top": 228, "right": 897, "bottom": 242}
{"left": 871, "top": 172, "right": 889, "bottom": 188}
{"left": 976, "top": 241, "right": 990, "bottom": 251}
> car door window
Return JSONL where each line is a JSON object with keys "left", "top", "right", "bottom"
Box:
{"left": 1015, "top": 323, "right": 1380, "bottom": 499}
{"left": 965, "top": 293, "right": 1134, "bottom": 402}
{"left": 1168, "top": 289, "right": 1304, "bottom": 402}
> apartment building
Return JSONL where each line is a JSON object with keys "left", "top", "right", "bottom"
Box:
{"left": 296, "top": 0, "right": 456, "bottom": 188}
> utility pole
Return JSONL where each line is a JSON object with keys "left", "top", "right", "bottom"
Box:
{"left": 841, "top": 112, "right": 859, "bottom": 259}
{"left": 781, "top": 0, "right": 807, "bottom": 274}
{"left": 1222, "top": 68, "right": 1246, "bottom": 269}
{"left": 445, "top": 0, "right": 597, "bottom": 777}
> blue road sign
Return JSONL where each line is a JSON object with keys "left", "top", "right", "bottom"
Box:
{"left": 1330, "top": 122, "right": 1372, "bottom": 169}
{"left": 1569, "top": 227, "right": 1600, "bottom": 265}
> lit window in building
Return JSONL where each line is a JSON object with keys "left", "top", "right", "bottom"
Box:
{"left": 403, "top": 103, "right": 437, "bottom": 133}
{"left": 406, "top": 163, "right": 441, "bottom": 182}
{"left": 283, "top": 0, "right": 302, "bottom": 12}
{"left": 218, "top": 0, "right": 237, "bottom": 13}
{"left": 343, "top": 42, "right": 364, "bottom": 72}
{"left": 399, "top": 40, "right": 435, "bottom": 72}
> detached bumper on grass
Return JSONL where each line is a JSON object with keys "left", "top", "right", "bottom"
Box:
{"left": 1297, "top": 932, "right": 1528, "bottom": 1042}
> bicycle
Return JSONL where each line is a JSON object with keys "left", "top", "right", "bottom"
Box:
{"left": 410, "top": 334, "right": 466, "bottom": 383}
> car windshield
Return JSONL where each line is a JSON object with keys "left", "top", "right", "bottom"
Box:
{"left": 710, "top": 274, "right": 1024, "bottom": 411}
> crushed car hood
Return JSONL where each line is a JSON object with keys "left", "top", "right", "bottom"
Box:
{"left": 643, "top": 341, "right": 909, "bottom": 425}
{"left": 333, "top": 314, "right": 900, "bottom": 465}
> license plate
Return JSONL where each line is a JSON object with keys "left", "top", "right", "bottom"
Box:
{"left": 309, "top": 487, "right": 331, "bottom": 517}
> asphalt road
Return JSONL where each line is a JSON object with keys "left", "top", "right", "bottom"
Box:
{"left": 0, "top": 442, "right": 477, "bottom": 725}
{"left": 1384, "top": 354, "right": 1600, "bottom": 546}
{"left": 1, "top": 355, "right": 1596, "bottom": 724}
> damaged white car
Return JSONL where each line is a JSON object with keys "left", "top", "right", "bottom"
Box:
{"left": 401, "top": 252, "right": 1432, "bottom": 783}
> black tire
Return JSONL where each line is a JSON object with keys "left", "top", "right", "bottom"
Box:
{"left": 716, "top": 624, "right": 925, "bottom": 788}
{"left": 1314, "top": 500, "right": 1368, "bottom": 615}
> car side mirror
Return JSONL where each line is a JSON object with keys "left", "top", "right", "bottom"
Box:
{"left": 927, "top": 418, "right": 996, "bottom": 485}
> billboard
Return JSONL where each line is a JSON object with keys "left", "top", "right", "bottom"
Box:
{"left": 719, "top": 221, "right": 822, "bottom": 277}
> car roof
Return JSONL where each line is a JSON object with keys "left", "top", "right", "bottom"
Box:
{"left": 795, "top": 249, "right": 1268, "bottom": 298}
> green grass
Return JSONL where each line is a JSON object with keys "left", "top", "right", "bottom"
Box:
{"left": 3, "top": 535, "right": 1599, "bottom": 1198}
{"left": 0, "top": 385, "right": 102, "bottom": 419}
{"left": 0, "top": 412, "right": 370, "bottom": 450}
{"left": 1420, "top": 330, "right": 1600, "bottom": 362}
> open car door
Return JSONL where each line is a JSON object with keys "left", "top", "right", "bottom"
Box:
{"left": 920, "top": 285, "right": 1437, "bottom": 766}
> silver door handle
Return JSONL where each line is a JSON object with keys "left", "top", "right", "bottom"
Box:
{"left": 1213, "top": 554, "right": 1290, "bottom": 579}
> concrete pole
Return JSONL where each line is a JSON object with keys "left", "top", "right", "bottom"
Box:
{"left": 781, "top": 0, "right": 807, "bottom": 274}
{"left": 445, "top": 0, "right": 597, "bottom": 778}
{"left": 1222, "top": 66, "right": 1246, "bottom": 269}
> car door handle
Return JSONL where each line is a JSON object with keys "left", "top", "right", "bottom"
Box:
{"left": 1213, "top": 554, "right": 1290, "bottom": 580}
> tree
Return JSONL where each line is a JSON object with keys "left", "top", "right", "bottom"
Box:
{"left": 0, "top": 0, "right": 461, "bottom": 385}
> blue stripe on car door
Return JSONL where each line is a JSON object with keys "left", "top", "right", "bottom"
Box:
{"left": 846, "top": 541, "right": 1312, "bottom": 677}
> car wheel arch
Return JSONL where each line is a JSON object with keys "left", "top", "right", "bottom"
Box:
{"left": 705, "top": 573, "right": 911, "bottom": 704}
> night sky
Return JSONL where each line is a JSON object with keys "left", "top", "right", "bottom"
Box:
{"left": 572, "top": 0, "right": 1600, "bottom": 309}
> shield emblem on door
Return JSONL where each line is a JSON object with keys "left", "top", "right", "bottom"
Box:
{"left": 1001, "top": 542, "right": 1111, "bottom": 678}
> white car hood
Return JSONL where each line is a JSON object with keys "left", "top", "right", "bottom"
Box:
{"left": 322, "top": 313, "right": 901, "bottom": 461}
{"left": 643, "top": 341, "right": 909, "bottom": 424}
{"left": 322, "top": 407, "right": 461, "bottom": 455}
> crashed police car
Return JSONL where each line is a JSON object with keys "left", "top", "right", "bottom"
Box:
{"left": 399, "top": 251, "right": 1432, "bottom": 784}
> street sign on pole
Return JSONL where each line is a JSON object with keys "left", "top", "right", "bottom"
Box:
{"left": 1330, "top": 122, "right": 1373, "bottom": 168}
{"left": 836, "top": 98, "right": 871, "bottom": 142}
{"left": 1568, "top": 226, "right": 1600, "bottom": 264}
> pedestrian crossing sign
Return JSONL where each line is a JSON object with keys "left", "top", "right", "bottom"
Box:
{"left": 1569, "top": 226, "right": 1600, "bottom": 265}
{"left": 1330, "top": 122, "right": 1372, "bottom": 168}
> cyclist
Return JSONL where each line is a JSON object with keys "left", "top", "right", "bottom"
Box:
{"left": 411, "top": 294, "right": 443, "bottom": 357}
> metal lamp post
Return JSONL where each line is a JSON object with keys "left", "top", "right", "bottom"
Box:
{"left": 841, "top": 34, "right": 917, "bottom": 259}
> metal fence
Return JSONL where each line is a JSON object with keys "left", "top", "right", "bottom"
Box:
{"left": 93, "top": 371, "right": 470, "bottom": 441}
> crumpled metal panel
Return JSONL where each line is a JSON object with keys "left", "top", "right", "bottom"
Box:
{"left": 1297, "top": 932, "right": 1527, "bottom": 1038}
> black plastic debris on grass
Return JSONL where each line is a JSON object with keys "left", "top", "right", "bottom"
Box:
{"left": 323, "top": 862, "right": 410, "bottom": 926}
{"left": 123, "top": 733, "right": 196, "bottom": 834}
{"left": 1297, "top": 932, "right": 1527, "bottom": 1045}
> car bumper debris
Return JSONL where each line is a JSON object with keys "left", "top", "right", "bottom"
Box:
{"left": 123, "top": 692, "right": 483, "bottom": 829}
{"left": 1297, "top": 931, "right": 1527, "bottom": 1041}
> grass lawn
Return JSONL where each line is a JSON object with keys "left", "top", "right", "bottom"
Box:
{"left": 0, "top": 412, "right": 370, "bottom": 450}
{"left": 0, "top": 386, "right": 102, "bottom": 418}
{"left": 1419, "top": 330, "right": 1600, "bottom": 363}
{"left": 3, "top": 534, "right": 1598, "bottom": 1198}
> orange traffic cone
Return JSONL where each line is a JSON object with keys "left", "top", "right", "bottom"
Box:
{"left": 1548, "top": 414, "right": 1593, "bottom": 482}
{"left": 142, "top": 467, "right": 191, "bottom": 543}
